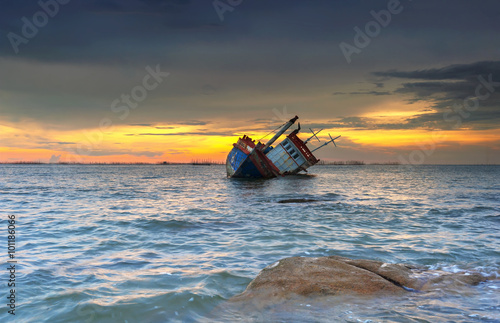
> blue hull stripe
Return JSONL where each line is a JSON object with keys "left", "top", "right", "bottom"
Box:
{"left": 226, "top": 147, "right": 263, "bottom": 178}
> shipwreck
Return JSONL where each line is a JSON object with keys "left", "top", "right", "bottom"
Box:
{"left": 226, "top": 116, "right": 340, "bottom": 178}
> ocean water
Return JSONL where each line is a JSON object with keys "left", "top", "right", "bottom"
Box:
{"left": 0, "top": 164, "right": 499, "bottom": 322}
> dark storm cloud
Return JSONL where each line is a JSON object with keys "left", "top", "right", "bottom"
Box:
{"left": 333, "top": 91, "right": 391, "bottom": 96}
{"left": 0, "top": 0, "right": 353, "bottom": 128}
{"left": 373, "top": 61, "right": 500, "bottom": 81}
{"left": 0, "top": 0, "right": 219, "bottom": 63}
{"left": 371, "top": 61, "right": 500, "bottom": 130}
{"left": 84, "top": 0, "right": 193, "bottom": 15}
{"left": 2, "top": 0, "right": 500, "bottom": 66}
{"left": 2, "top": 0, "right": 500, "bottom": 133}
{"left": 307, "top": 117, "right": 426, "bottom": 131}
{"left": 395, "top": 81, "right": 473, "bottom": 99}
{"left": 174, "top": 120, "right": 210, "bottom": 126}
{"left": 0, "top": 0, "right": 467, "bottom": 63}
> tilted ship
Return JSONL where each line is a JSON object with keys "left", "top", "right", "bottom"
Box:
{"left": 226, "top": 116, "right": 340, "bottom": 178}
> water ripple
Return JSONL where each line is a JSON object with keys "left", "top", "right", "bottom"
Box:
{"left": 0, "top": 164, "right": 498, "bottom": 322}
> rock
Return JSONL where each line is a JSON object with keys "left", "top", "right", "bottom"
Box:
{"left": 230, "top": 256, "right": 488, "bottom": 304}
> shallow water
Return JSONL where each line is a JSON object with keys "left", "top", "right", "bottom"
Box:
{"left": 0, "top": 164, "right": 499, "bottom": 322}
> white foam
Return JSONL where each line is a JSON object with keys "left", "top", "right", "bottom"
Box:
{"left": 267, "top": 261, "right": 280, "bottom": 269}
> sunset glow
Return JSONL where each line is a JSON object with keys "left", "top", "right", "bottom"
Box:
{"left": 1, "top": 2, "right": 499, "bottom": 164}
{"left": 2, "top": 117, "right": 498, "bottom": 164}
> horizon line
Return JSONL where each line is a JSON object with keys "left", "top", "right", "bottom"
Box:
{"left": 1, "top": 161, "right": 499, "bottom": 166}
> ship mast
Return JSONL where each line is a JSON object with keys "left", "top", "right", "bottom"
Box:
{"left": 311, "top": 134, "right": 341, "bottom": 152}
{"left": 262, "top": 116, "right": 298, "bottom": 151}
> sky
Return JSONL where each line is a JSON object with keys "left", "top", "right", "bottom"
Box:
{"left": 1, "top": 0, "right": 499, "bottom": 164}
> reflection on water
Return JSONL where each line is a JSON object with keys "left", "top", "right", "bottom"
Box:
{"left": 0, "top": 165, "right": 498, "bottom": 322}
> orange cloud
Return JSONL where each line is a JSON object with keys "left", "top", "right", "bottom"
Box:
{"left": 1, "top": 115, "right": 499, "bottom": 163}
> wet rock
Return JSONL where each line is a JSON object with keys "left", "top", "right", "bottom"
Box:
{"left": 230, "top": 256, "right": 488, "bottom": 304}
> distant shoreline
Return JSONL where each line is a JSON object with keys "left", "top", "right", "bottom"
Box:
{"left": 0, "top": 161, "right": 223, "bottom": 166}
{"left": 1, "top": 162, "right": 498, "bottom": 166}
